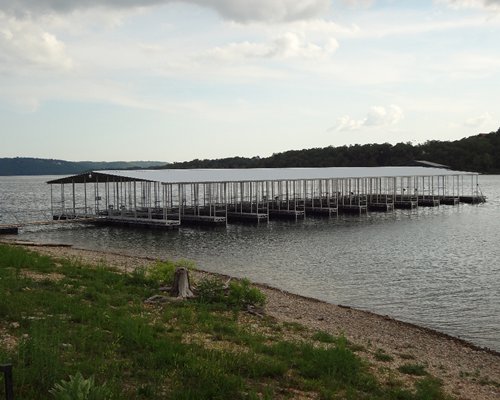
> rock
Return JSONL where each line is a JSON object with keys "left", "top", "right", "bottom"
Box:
{"left": 144, "top": 295, "right": 169, "bottom": 304}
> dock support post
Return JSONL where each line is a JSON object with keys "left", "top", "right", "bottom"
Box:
{"left": 1, "top": 363, "right": 14, "bottom": 400}
{"left": 50, "top": 184, "right": 54, "bottom": 218}
{"left": 72, "top": 179, "right": 76, "bottom": 217}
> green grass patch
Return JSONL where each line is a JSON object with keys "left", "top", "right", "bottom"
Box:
{"left": 147, "top": 259, "right": 195, "bottom": 286}
{"left": 398, "top": 363, "right": 428, "bottom": 376}
{"left": 311, "top": 330, "right": 336, "bottom": 343}
{"left": 374, "top": 349, "right": 394, "bottom": 362}
{"left": 0, "top": 244, "right": 453, "bottom": 400}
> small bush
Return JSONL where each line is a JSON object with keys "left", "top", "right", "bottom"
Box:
{"left": 374, "top": 349, "right": 393, "bottom": 362}
{"left": 49, "top": 372, "right": 111, "bottom": 400}
{"left": 197, "top": 277, "right": 226, "bottom": 304}
{"left": 148, "top": 259, "right": 195, "bottom": 285}
{"left": 228, "top": 279, "right": 266, "bottom": 308}
{"left": 398, "top": 363, "right": 427, "bottom": 376}
{"left": 195, "top": 277, "right": 266, "bottom": 309}
{"left": 414, "top": 377, "right": 450, "bottom": 400}
{"left": 312, "top": 331, "right": 336, "bottom": 343}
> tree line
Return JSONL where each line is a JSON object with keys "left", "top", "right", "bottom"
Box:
{"left": 165, "top": 128, "right": 500, "bottom": 173}
{"left": 0, "top": 158, "right": 165, "bottom": 176}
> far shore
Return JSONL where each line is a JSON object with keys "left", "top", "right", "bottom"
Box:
{"left": 1, "top": 237, "right": 500, "bottom": 400}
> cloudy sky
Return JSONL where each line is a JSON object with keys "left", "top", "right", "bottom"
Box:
{"left": 1, "top": 0, "right": 499, "bottom": 162}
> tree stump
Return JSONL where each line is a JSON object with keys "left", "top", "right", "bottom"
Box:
{"left": 170, "top": 267, "right": 194, "bottom": 298}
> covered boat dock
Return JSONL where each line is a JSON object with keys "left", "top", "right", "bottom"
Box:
{"left": 46, "top": 166, "right": 485, "bottom": 229}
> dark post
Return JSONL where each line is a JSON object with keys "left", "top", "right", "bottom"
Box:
{"left": 1, "top": 364, "right": 14, "bottom": 400}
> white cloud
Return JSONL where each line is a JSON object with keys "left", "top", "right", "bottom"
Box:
{"left": 0, "top": 13, "right": 73, "bottom": 72}
{"left": 463, "top": 112, "right": 494, "bottom": 128}
{"left": 203, "top": 32, "right": 338, "bottom": 61}
{"left": 330, "top": 105, "right": 404, "bottom": 132}
{"left": 439, "top": 0, "right": 500, "bottom": 11}
{"left": 0, "top": 0, "right": 331, "bottom": 23}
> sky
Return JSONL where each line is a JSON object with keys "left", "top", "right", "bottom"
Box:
{"left": 0, "top": 0, "right": 499, "bottom": 162}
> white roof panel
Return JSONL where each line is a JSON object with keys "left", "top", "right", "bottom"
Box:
{"left": 47, "top": 166, "right": 477, "bottom": 184}
{"left": 89, "top": 166, "right": 475, "bottom": 184}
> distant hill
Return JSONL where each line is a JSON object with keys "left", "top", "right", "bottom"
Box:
{"left": 163, "top": 128, "right": 500, "bottom": 174}
{"left": 0, "top": 158, "right": 166, "bottom": 176}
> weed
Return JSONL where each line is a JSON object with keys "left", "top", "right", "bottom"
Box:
{"left": 478, "top": 376, "right": 500, "bottom": 387}
{"left": 196, "top": 277, "right": 226, "bottom": 304}
{"left": 148, "top": 259, "right": 195, "bottom": 285}
{"left": 311, "top": 331, "right": 336, "bottom": 343}
{"left": 49, "top": 372, "right": 111, "bottom": 400}
{"left": 414, "top": 377, "right": 452, "bottom": 400}
{"left": 398, "top": 353, "right": 416, "bottom": 360}
{"left": 398, "top": 363, "right": 427, "bottom": 376}
{"left": 227, "top": 279, "right": 266, "bottom": 308}
{"left": 195, "top": 277, "right": 266, "bottom": 309}
{"left": 282, "top": 321, "right": 306, "bottom": 332}
{"left": 374, "top": 349, "right": 394, "bottom": 362}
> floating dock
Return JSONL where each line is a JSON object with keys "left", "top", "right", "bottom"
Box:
{"left": 44, "top": 166, "right": 485, "bottom": 229}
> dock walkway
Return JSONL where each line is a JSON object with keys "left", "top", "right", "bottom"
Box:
{"left": 40, "top": 167, "right": 485, "bottom": 229}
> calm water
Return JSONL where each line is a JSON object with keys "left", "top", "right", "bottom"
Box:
{"left": 1, "top": 175, "right": 499, "bottom": 351}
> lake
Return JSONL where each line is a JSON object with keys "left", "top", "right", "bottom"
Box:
{"left": 1, "top": 174, "right": 499, "bottom": 351}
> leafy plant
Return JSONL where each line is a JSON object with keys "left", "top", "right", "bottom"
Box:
{"left": 312, "top": 331, "right": 336, "bottom": 343}
{"left": 228, "top": 279, "right": 266, "bottom": 308}
{"left": 197, "top": 277, "right": 226, "bottom": 304}
{"left": 49, "top": 372, "right": 111, "bottom": 400}
{"left": 196, "top": 277, "right": 266, "bottom": 309}
{"left": 148, "top": 259, "right": 195, "bottom": 285}
{"left": 374, "top": 349, "right": 394, "bottom": 362}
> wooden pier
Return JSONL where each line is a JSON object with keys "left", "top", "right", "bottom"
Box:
{"left": 43, "top": 167, "right": 485, "bottom": 229}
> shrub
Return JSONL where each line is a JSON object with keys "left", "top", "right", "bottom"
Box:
{"left": 49, "top": 372, "right": 111, "bottom": 400}
{"left": 398, "top": 363, "right": 427, "bottom": 376}
{"left": 228, "top": 279, "right": 266, "bottom": 308}
{"left": 195, "top": 277, "right": 266, "bottom": 309}
{"left": 374, "top": 349, "right": 394, "bottom": 362}
{"left": 312, "top": 331, "right": 336, "bottom": 343}
{"left": 148, "top": 259, "right": 195, "bottom": 285}
{"left": 414, "top": 377, "right": 450, "bottom": 400}
{"left": 197, "top": 277, "right": 226, "bottom": 304}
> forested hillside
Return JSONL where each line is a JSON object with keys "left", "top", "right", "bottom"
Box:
{"left": 0, "top": 158, "right": 165, "bottom": 176}
{"left": 164, "top": 128, "right": 500, "bottom": 173}
{"left": 3, "top": 129, "right": 498, "bottom": 175}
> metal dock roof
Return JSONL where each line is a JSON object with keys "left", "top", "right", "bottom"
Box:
{"left": 47, "top": 166, "right": 477, "bottom": 185}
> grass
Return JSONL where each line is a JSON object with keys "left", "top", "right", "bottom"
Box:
{"left": 374, "top": 349, "right": 394, "bottom": 362}
{"left": 398, "top": 363, "right": 428, "bottom": 376}
{"left": 311, "top": 330, "right": 336, "bottom": 344}
{"left": 0, "top": 243, "right": 453, "bottom": 399}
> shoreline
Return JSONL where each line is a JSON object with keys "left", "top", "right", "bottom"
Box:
{"left": 2, "top": 237, "right": 497, "bottom": 356}
{"left": 2, "top": 238, "right": 500, "bottom": 399}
